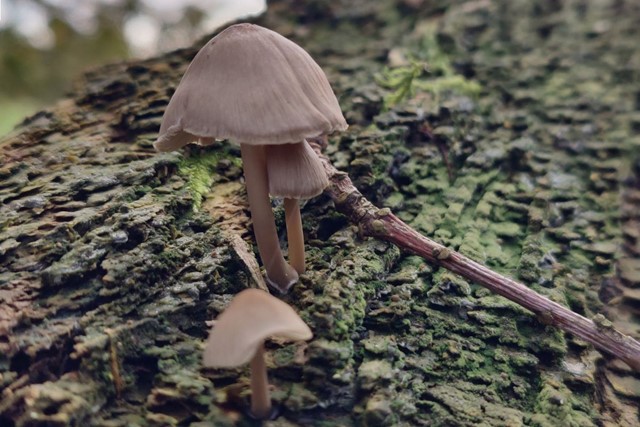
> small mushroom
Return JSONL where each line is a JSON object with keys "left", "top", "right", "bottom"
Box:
{"left": 154, "top": 23, "right": 347, "bottom": 292}
{"left": 203, "top": 288, "right": 312, "bottom": 419}
{"left": 265, "top": 140, "right": 329, "bottom": 275}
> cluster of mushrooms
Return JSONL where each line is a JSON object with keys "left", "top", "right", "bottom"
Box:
{"left": 154, "top": 24, "right": 347, "bottom": 419}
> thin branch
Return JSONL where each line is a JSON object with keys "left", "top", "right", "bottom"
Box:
{"left": 309, "top": 138, "right": 640, "bottom": 372}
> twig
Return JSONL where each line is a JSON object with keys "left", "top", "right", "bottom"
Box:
{"left": 308, "top": 138, "right": 640, "bottom": 372}
{"left": 105, "top": 328, "right": 124, "bottom": 398}
{"left": 420, "top": 123, "right": 454, "bottom": 183}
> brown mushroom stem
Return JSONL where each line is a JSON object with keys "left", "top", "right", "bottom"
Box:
{"left": 240, "top": 144, "right": 298, "bottom": 292}
{"left": 284, "top": 198, "right": 305, "bottom": 274}
{"left": 249, "top": 344, "right": 271, "bottom": 419}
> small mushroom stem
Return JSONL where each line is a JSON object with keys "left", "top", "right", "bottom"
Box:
{"left": 284, "top": 198, "right": 305, "bottom": 274}
{"left": 240, "top": 144, "right": 298, "bottom": 292}
{"left": 249, "top": 343, "right": 271, "bottom": 419}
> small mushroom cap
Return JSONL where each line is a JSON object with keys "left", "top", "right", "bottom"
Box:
{"left": 155, "top": 23, "right": 347, "bottom": 152}
{"left": 266, "top": 140, "right": 329, "bottom": 199}
{"left": 203, "top": 289, "right": 312, "bottom": 368}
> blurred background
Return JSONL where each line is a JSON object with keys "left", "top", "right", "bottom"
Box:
{"left": 0, "top": 0, "right": 266, "bottom": 136}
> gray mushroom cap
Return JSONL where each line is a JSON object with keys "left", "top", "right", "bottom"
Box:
{"left": 202, "top": 289, "right": 313, "bottom": 368}
{"left": 266, "top": 140, "right": 329, "bottom": 199}
{"left": 155, "top": 23, "right": 347, "bottom": 152}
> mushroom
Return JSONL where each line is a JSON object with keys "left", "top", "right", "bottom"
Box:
{"left": 154, "top": 23, "right": 347, "bottom": 292}
{"left": 265, "top": 140, "right": 329, "bottom": 275}
{"left": 203, "top": 288, "right": 312, "bottom": 419}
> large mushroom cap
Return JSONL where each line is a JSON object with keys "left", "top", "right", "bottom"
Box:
{"left": 155, "top": 23, "right": 348, "bottom": 152}
{"left": 203, "top": 289, "right": 312, "bottom": 368}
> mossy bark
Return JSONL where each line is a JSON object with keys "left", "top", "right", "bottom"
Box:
{"left": 1, "top": 0, "right": 640, "bottom": 426}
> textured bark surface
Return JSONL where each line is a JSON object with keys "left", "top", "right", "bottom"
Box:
{"left": 1, "top": 0, "right": 640, "bottom": 426}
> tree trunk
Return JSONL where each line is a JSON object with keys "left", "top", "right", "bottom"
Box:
{"left": 2, "top": 0, "right": 640, "bottom": 425}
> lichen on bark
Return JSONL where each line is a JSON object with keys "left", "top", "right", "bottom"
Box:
{"left": 2, "top": 0, "right": 640, "bottom": 426}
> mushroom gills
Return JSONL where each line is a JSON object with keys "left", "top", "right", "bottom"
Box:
{"left": 265, "top": 140, "right": 329, "bottom": 199}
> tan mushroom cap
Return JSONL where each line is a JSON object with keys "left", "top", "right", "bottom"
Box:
{"left": 266, "top": 140, "right": 329, "bottom": 199}
{"left": 203, "top": 289, "right": 312, "bottom": 368}
{"left": 155, "top": 23, "right": 347, "bottom": 152}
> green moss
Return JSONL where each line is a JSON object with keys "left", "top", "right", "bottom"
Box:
{"left": 284, "top": 383, "right": 320, "bottom": 412}
{"left": 375, "top": 60, "right": 427, "bottom": 109}
{"left": 375, "top": 24, "right": 481, "bottom": 109}
{"left": 177, "top": 150, "right": 222, "bottom": 210}
{"left": 416, "top": 75, "right": 482, "bottom": 100}
{"left": 531, "top": 375, "right": 596, "bottom": 427}
{"left": 517, "top": 235, "right": 545, "bottom": 283}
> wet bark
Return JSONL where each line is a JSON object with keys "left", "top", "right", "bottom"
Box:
{"left": 1, "top": 0, "right": 640, "bottom": 426}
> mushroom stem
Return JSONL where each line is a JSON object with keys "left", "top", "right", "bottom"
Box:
{"left": 284, "top": 198, "right": 305, "bottom": 274}
{"left": 240, "top": 144, "right": 298, "bottom": 292}
{"left": 249, "top": 343, "right": 271, "bottom": 419}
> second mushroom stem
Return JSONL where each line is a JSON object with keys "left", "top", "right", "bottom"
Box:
{"left": 250, "top": 344, "right": 271, "bottom": 419}
{"left": 240, "top": 144, "right": 298, "bottom": 291}
{"left": 284, "top": 198, "right": 305, "bottom": 274}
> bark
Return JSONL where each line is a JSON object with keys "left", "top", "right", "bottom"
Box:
{"left": 309, "top": 138, "right": 640, "bottom": 371}
{"left": 1, "top": 0, "right": 640, "bottom": 426}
